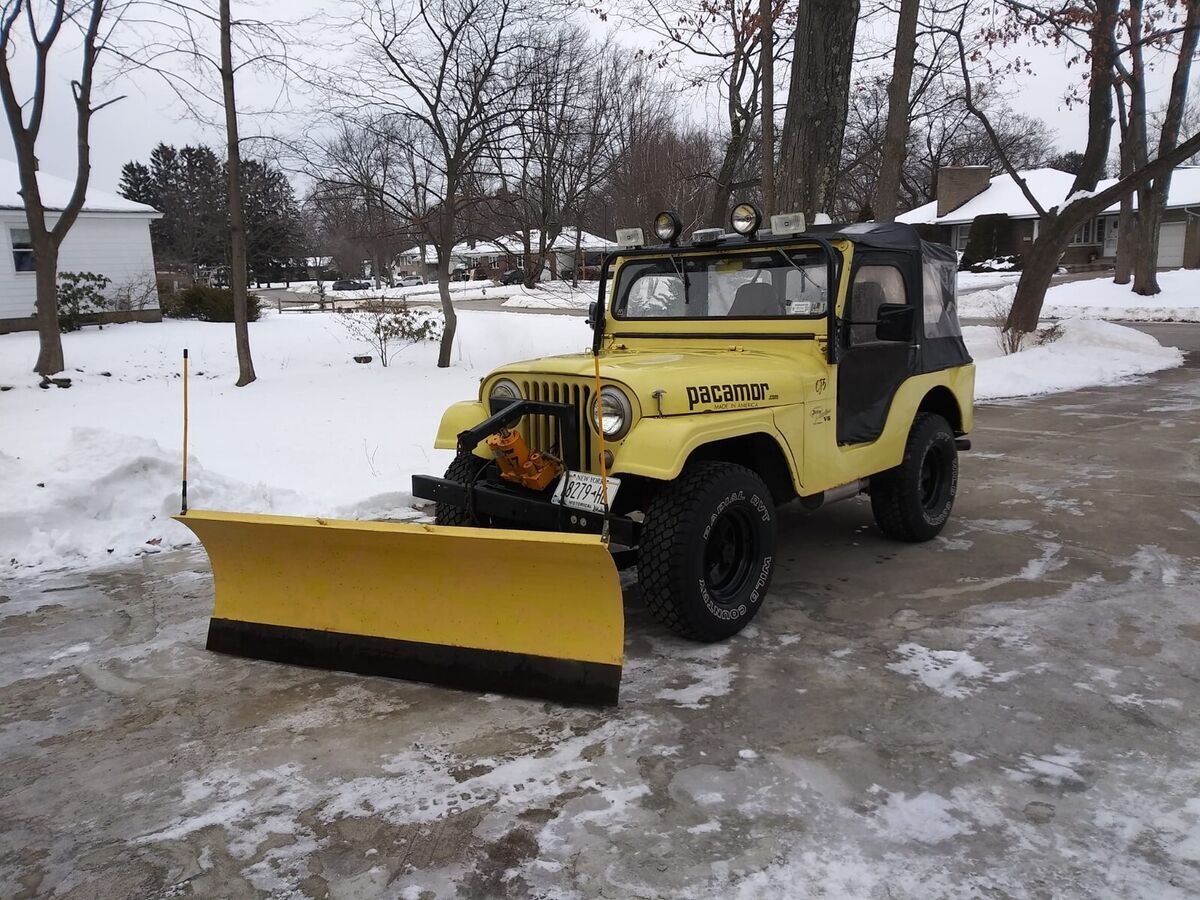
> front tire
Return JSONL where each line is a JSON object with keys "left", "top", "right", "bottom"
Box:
{"left": 870, "top": 413, "right": 958, "bottom": 542}
{"left": 638, "top": 462, "right": 777, "bottom": 641}
{"left": 434, "top": 452, "right": 490, "bottom": 526}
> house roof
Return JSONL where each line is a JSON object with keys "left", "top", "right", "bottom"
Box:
{"left": 897, "top": 168, "right": 1077, "bottom": 226}
{"left": 898, "top": 165, "right": 1200, "bottom": 226}
{"left": 0, "top": 158, "right": 160, "bottom": 215}
{"left": 1099, "top": 165, "right": 1200, "bottom": 212}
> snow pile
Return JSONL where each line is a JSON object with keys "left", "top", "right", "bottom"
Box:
{"left": 965, "top": 318, "right": 1182, "bottom": 401}
{"left": 0, "top": 310, "right": 1181, "bottom": 572}
{"left": 961, "top": 269, "right": 1200, "bottom": 322}
{"left": 0, "top": 311, "right": 592, "bottom": 572}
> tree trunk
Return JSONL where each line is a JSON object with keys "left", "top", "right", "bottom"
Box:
{"left": 33, "top": 241, "right": 63, "bottom": 376}
{"left": 571, "top": 223, "right": 583, "bottom": 288}
{"left": 777, "top": 0, "right": 859, "bottom": 220}
{"left": 1005, "top": 218, "right": 1067, "bottom": 334}
{"left": 873, "top": 0, "right": 920, "bottom": 222}
{"left": 436, "top": 241, "right": 456, "bottom": 369}
{"left": 759, "top": 0, "right": 774, "bottom": 217}
{"left": 220, "top": 0, "right": 256, "bottom": 387}
{"left": 1113, "top": 122, "right": 1136, "bottom": 284}
{"left": 1131, "top": 186, "right": 1160, "bottom": 294}
{"left": 1113, "top": 196, "right": 1136, "bottom": 284}
{"left": 709, "top": 125, "right": 750, "bottom": 227}
{"left": 1130, "top": 1, "right": 1198, "bottom": 296}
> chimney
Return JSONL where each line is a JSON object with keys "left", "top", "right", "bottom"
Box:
{"left": 937, "top": 166, "right": 992, "bottom": 217}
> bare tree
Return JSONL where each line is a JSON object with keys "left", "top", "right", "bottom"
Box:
{"left": 758, "top": 0, "right": 775, "bottom": 215}
{"left": 0, "top": 0, "right": 119, "bottom": 377}
{"left": 588, "top": 0, "right": 785, "bottom": 227}
{"left": 873, "top": 0, "right": 920, "bottom": 221}
{"left": 217, "top": 0, "right": 254, "bottom": 384}
{"left": 350, "top": 0, "right": 529, "bottom": 368}
{"left": 777, "top": 0, "right": 860, "bottom": 219}
{"left": 116, "top": 0, "right": 299, "bottom": 387}
{"left": 1129, "top": 0, "right": 1199, "bottom": 294}
{"left": 958, "top": 0, "right": 1200, "bottom": 334}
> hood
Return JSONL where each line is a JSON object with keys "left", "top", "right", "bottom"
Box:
{"left": 494, "top": 345, "right": 826, "bottom": 416}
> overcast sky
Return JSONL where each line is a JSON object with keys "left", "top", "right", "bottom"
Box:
{"left": 0, "top": 2, "right": 1184, "bottom": 197}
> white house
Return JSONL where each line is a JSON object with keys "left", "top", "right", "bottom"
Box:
{"left": 898, "top": 165, "right": 1200, "bottom": 269}
{"left": 1, "top": 159, "right": 163, "bottom": 333}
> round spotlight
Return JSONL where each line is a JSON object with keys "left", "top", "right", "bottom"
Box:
{"left": 730, "top": 202, "right": 762, "bottom": 236}
{"left": 653, "top": 210, "right": 683, "bottom": 244}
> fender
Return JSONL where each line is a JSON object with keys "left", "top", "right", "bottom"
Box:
{"left": 611, "top": 407, "right": 799, "bottom": 486}
{"left": 434, "top": 400, "right": 492, "bottom": 457}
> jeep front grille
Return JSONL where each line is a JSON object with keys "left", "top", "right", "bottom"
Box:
{"left": 519, "top": 379, "right": 593, "bottom": 472}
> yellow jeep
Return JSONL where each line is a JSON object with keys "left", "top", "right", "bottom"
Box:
{"left": 412, "top": 206, "right": 974, "bottom": 642}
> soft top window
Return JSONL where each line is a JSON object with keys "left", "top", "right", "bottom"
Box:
{"left": 613, "top": 249, "right": 828, "bottom": 320}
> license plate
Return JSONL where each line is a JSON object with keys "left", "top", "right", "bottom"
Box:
{"left": 551, "top": 471, "right": 621, "bottom": 514}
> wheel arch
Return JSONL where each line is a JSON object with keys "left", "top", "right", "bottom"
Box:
{"left": 917, "top": 385, "right": 964, "bottom": 435}
{"left": 682, "top": 433, "right": 797, "bottom": 505}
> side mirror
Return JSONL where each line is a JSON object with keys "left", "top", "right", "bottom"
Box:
{"left": 587, "top": 301, "right": 597, "bottom": 326}
{"left": 875, "top": 303, "right": 915, "bottom": 342}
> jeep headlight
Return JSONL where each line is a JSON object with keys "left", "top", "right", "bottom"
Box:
{"left": 489, "top": 378, "right": 521, "bottom": 412}
{"left": 590, "top": 386, "right": 633, "bottom": 440}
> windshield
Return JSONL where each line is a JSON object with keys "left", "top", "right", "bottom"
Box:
{"left": 612, "top": 249, "right": 829, "bottom": 320}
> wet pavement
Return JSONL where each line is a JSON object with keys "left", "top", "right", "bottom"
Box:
{"left": 2, "top": 331, "right": 1199, "bottom": 899}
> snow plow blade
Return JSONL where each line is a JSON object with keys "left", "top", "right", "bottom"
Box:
{"left": 174, "top": 510, "right": 624, "bottom": 705}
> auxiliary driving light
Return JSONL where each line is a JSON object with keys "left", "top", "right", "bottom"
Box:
{"left": 653, "top": 210, "right": 683, "bottom": 244}
{"left": 730, "top": 202, "right": 762, "bottom": 237}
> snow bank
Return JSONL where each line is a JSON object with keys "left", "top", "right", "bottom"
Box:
{"left": 0, "top": 311, "right": 592, "bottom": 572}
{"left": 0, "top": 311, "right": 1181, "bottom": 572}
{"left": 961, "top": 269, "right": 1200, "bottom": 322}
{"left": 965, "top": 318, "right": 1182, "bottom": 401}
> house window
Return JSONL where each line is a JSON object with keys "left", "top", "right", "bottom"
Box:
{"left": 10, "top": 227, "right": 34, "bottom": 272}
{"left": 1069, "top": 217, "right": 1101, "bottom": 246}
{"left": 954, "top": 225, "right": 970, "bottom": 251}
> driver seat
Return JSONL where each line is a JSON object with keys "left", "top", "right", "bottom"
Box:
{"left": 729, "top": 282, "right": 781, "bottom": 316}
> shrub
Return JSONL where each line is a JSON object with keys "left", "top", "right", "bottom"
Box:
{"left": 167, "top": 285, "right": 262, "bottom": 322}
{"left": 960, "top": 214, "right": 1019, "bottom": 271}
{"left": 337, "top": 301, "right": 443, "bottom": 366}
{"left": 57, "top": 271, "right": 111, "bottom": 332}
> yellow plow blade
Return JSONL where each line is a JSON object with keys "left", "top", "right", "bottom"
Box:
{"left": 174, "top": 510, "right": 624, "bottom": 705}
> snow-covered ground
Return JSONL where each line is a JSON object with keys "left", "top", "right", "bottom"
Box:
{"left": 960, "top": 268, "right": 1200, "bottom": 322}
{"left": 0, "top": 311, "right": 1182, "bottom": 573}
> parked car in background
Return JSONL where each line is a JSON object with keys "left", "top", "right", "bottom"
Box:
{"left": 398, "top": 275, "right": 425, "bottom": 287}
{"left": 332, "top": 279, "right": 370, "bottom": 291}
{"left": 499, "top": 268, "right": 525, "bottom": 286}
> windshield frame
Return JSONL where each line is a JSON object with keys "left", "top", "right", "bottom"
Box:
{"left": 591, "top": 237, "right": 843, "bottom": 356}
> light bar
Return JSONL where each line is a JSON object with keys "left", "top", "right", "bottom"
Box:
{"left": 691, "top": 227, "right": 724, "bottom": 245}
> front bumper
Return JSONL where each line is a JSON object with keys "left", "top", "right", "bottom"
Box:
{"left": 411, "top": 474, "right": 638, "bottom": 546}
{"left": 414, "top": 396, "right": 637, "bottom": 546}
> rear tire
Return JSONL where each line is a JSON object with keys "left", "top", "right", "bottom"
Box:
{"left": 637, "top": 462, "right": 776, "bottom": 641}
{"left": 870, "top": 413, "right": 958, "bottom": 542}
{"left": 434, "top": 452, "right": 490, "bottom": 526}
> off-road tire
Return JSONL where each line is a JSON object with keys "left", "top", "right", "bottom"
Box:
{"left": 870, "top": 413, "right": 958, "bottom": 542}
{"left": 637, "top": 462, "right": 777, "bottom": 642}
{"left": 434, "top": 452, "right": 491, "bottom": 526}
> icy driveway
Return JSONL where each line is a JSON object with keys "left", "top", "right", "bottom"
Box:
{"left": 3, "top": 351, "right": 1200, "bottom": 898}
